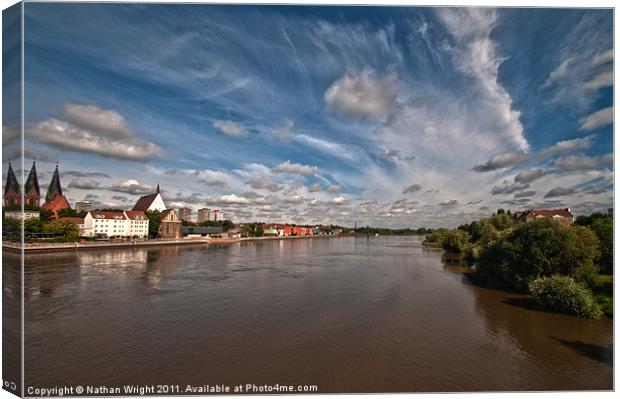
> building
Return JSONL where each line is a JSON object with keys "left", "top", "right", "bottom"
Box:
{"left": 211, "top": 209, "right": 223, "bottom": 221}
{"left": 42, "top": 164, "right": 71, "bottom": 217}
{"left": 57, "top": 217, "right": 86, "bottom": 236}
{"left": 158, "top": 209, "right": 182, "bottom": 239}
{"left": 125, "top": 211, "right": 150, "bottom": 238}
{"left": 3, "top": 162, "right": 20, "bottom": 207}
{"left": 4, "top": 210, "right": 40, "bottom": 220}
{"left": 82, "top": 211, "right": 149, "bottom": 238}
{"left": 197, "top": 208, "right": 211, "bottom": 223}
{"left": 132, "top": 184, "right": 167, "bottom": 212}
{"left": 24, "top": 161, "right": 40, "bottom": 206}
{"left": 517, "top": 208, "right": 575, "bottom": 226}
{"left": 75, "top": 201, "right": 92, "bottom": 213}
{"left": 178, "top": 207, "right": 192, "bottom": 222}
{"left": 261, "top": 223, "right": 315, "bottom": 237}
{"left": 181, "top": 226, "right": 223, "bottom": 238}
{"left": 225, "top": 228, "right": 244, "bottom": 238}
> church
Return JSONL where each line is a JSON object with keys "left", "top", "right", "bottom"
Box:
{"left": 131, "top": 184, "right": 181, "bottom": 239}
{"left": 3, "top": 161, "right": 72, "bottom": 217}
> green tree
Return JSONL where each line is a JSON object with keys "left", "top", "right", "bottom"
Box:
{"left": 42, "top": 219, "right": 79, "bottom": 241}
{"left": 474, "top": 219, "right": 600, "bottom": 292}
{"left": 24, "top": 217, "right": 43, "bottom": 237}
{"left": 145, "top": 210, "right": 161, "bottom": 238}
{"left": 442, "top": 229, "right": 469, "bottom": 253}
{"left": 590, "top": 217, "right": 613, "bottom": 275}
{"left": 57, "top": 208, "right": 87, "bottom": 218}
{"left": 529, "top": 275, "right": 601, "bottom": 318}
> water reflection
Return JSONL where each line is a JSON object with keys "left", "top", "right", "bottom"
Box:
{"left": 14, "top": 237, "right": 613, "bottom": 392}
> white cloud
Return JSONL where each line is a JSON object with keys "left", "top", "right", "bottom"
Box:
{"left": 438, "top": 8, "right": 528, "bottom": 151}
{"left": 544, "top": 186, "right": 575, "bottom": 198}
{"left": 109, "top": 179, "right": 155, "bottom": 195}
{"left": 328, "top": 195, "right": 349, "bottom": 205}
{"left": 554, "top": 153, "right": 613, "bottom": 171}
{"left": 271, "top": 161, "right": 318, "bottom": 176}
{"left": 326, "top": 185, "right": 341, "bottom": 193}
{"left": 324, "top": 70, "right": 399, "bottom": 118}
{"left": 213, "top": 120, "right": 248, "bottom": 138}
{"left": 67, "top": 178, "right": 101, "bottom": 190}
{"left": 307, "top": 183, "right": 322, "bottom": 192}
{"left": 245, "top": 176, "right": 282, "bottom": 192}
{"left": 539, "top": 135, "right": 595, "bottom": 158}
{"left": 578, "top": 106, "right": 613, "bottom": 131}
{"left": 28, "top": 104, "right": 164, "bottom": 161}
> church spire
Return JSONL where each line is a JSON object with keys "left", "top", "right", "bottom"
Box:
{"left": 3, "top": 162, "right": 20, "bottom": 207}
{"left": 156, "top": 182, "right": 160, "bottom": 194}
{"left": 24, "top": 160, "right": 40, "bottom": 206}
{"left": 45, "top": 163, "right": 63, "bottom": 203}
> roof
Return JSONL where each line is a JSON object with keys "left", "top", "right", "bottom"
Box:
{"left": 89, "top": 211, "right": 127, "bottom": 220}
{"left": 45, "top": 165, "right": 63, "bottom": 203}
{"left": 58, "top": 217, "right": 85, "bottom": 225}
{"left": 181, "top": 226, "right": 223, "bottom": 234}
{"left": 160, "top": 209, "right": 180, "bottom": 221}
{"left": 42, "top": 195, "right": 71, "bottom": 213}
{"left": 125, "top": 210, "right": 148, "bottom": 220}
{"left": 132, "top": 193, "right": 159, "bottom": 211}
{"left": 528, "top": 208, "right": 573, "bottom": 218}
{"left": 4, "top": 162, "right": 19, "bottom": 196}
{"left": 25, "top": 161, "right": 40, "bottom": 196}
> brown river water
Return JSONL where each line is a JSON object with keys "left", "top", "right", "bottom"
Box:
{"left": 3, "top": 236, "right": 613, "bottom": 393}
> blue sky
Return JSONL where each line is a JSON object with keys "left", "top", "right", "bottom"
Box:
{"left": 2, "top": 4, "right": 614, "bottom": 227}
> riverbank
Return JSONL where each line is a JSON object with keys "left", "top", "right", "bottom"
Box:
{"left": 2, "top": 234, "right": 347, "bottom": 254}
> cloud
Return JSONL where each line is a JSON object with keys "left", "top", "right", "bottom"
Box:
{"left": 471, "top": 152, "right": 527, "bottom": 172}
{"left": 245, "top": 176, "right": 282, "bottom": 192}
{"left": 438, "top": 8, "right": 529, "bottom": 151}
{"left": 378, "top": 148, "right": 415, "bottom": 162}
{"left": 328, "top": 195, "right": 349, "bottom": 205}
{"left": 293, "top": 134, "right": 356, "bottom": 160}
{"left": 514, "top": 169, "right": 552, "bottom": 184}
{"left": 207, "top": 194, "right": 251, "bottom": 205}
{"left": 201, "top": 180, "right": 229, "bottom": 188}
{"left": 438, "top": 199, "right": 458, "bottom": 207}
{"left": 491, "top": 181, "right": 530, "bottom": 195}
{"left": 514, "top": 190, "right": 536, "bottom": 199}
{"left": 578, "top": 107, "right": 613, "bottom": 131}
{"left": 271, "top": 161, "right": 318, "bottom": 176}
{"left": 402, "top": 184, "right": 422, "bottom": 194}
{"left": 540, "top": 135, "right": 595, "bottom": 158}
{"left": 326, "top": 185, "right": 341, "bottom": 193}
{"left": 64, "top": 170, "right": 112, "bottom": 179}
{"left": 67, "top": 178, "right": 101, "bottom": 190}
{"left": 324, "top": 70, "right": 399, "bottom": 118}
{"left": 213, "top": 120, "right": 248, "bottom": 138}
{"left": 544, "top": 186, "right": 575, "bottom": 198}
{"left": 307, "top": 183, "right": 322, "bottom": 192}
{"left": 109, "top": 179, "right": 155, "bottom": 195}
{"left": 28, "top": 104, "right": 165, "bottom": 161}
{"left": 111, "top": 195, "right": 130, "bottom": 202}
{"left": 554, "top": 153, "right": 613, "bottom": 171}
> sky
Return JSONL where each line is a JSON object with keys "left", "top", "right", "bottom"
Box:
{"left": 2, "top": 4, "right": 614, "bottom": 228}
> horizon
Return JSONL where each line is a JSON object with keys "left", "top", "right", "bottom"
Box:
{"left": 2, "top": 4, "right": 613, "bottom": 229}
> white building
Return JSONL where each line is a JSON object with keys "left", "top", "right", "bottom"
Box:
{"left": 131, "top": 184, "right": 167, "bottom": 212}
{"left": 83, "top": 211, "right": 149, "bottom": 238}
{"left": 4, "top": 210, "right": 40, "bottom": 220}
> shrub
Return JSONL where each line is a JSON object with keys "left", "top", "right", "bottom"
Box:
{"left": 475, "top": 219, "right": 600, "bottom": 292}
{"left": 423, "top": 228, "right": 449, "bottom": 248}
{"left": 442, "top": 229, "right": 469, "bottom": 253}
{"left": 529, "top": 275, "right": 601, "bottom": 318}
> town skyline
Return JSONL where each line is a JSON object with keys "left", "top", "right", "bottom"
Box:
{"left": 2, "top": 4, "right": 613, "bottom": 228}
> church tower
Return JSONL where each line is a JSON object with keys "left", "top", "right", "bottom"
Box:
{"left": 24, "top": 161, "right": 40, "bottom": 207}
{"left": 45, "top": 164, "right": 63, "bottom": 203}
{"left": 3, "top": 162, "right": 20, "bottom": 207}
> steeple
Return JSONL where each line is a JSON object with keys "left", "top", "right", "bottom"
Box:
{"left": 3, "top": 162, "right": 20, "bottom": 207}
{"left": 24, "top": 160, "right": 40, "bottom": 206}
{"left": 156, "top": 182, "right": 160, "bottom": 194}
{"left": 45, "top": 163, "right": 63, "bottom": 203}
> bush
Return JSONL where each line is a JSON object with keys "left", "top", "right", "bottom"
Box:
{"left": 442, "top": 229, "right": 469, "bottom": 253}
{"left": 423, "top": 228, "right": 449, "bottom": 248}
{"left": 529, "top": 275, "right": 601, "bottom": 318}
{"left": 475, "top": 219, "right": 600, "bottom": 292}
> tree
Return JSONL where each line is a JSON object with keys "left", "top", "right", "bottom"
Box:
{"left": 474, "top": 219, "right": 600, "bottom": 292}
{"left": 590, "top": 217, "right": 613, "bottom": 275}
{"left": 57, "top": 208, "right": 87, "bottom": 218}
{"left": 24, "top": 217, "right": 43, "bottom": 237}
{"left": 144, "top": 210, "right": 161, "bottom": 238}
{"left": 42, "top": 220, "right": 79, "bottom": 241}
{"left": 442, "top": 229, "right": 469, "bottom": 253}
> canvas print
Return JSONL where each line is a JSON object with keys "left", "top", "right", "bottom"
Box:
{"left": 1, "top": 1, "right": 614, "bottom": 396}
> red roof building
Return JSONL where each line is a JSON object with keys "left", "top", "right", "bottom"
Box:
{"left": 519, "top": 208, "right": 574, "bottom": 226}
{"left": 42, "top": 195, "right": 71, "bottom": 217}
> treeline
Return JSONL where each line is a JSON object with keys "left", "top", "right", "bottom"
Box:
{"left": 423, "top": 211, "right": 613, "bottom": 318}
{"left": 353, "top": 226, "right": 432, "bottom": 236}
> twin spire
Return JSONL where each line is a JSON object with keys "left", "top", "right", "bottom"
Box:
{"left": 3, "top": 161, "right": 62, "bottom": 207}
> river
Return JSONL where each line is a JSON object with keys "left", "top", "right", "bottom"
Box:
{"left": 3, "top": 236, "right": 613, "bottom": 393}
